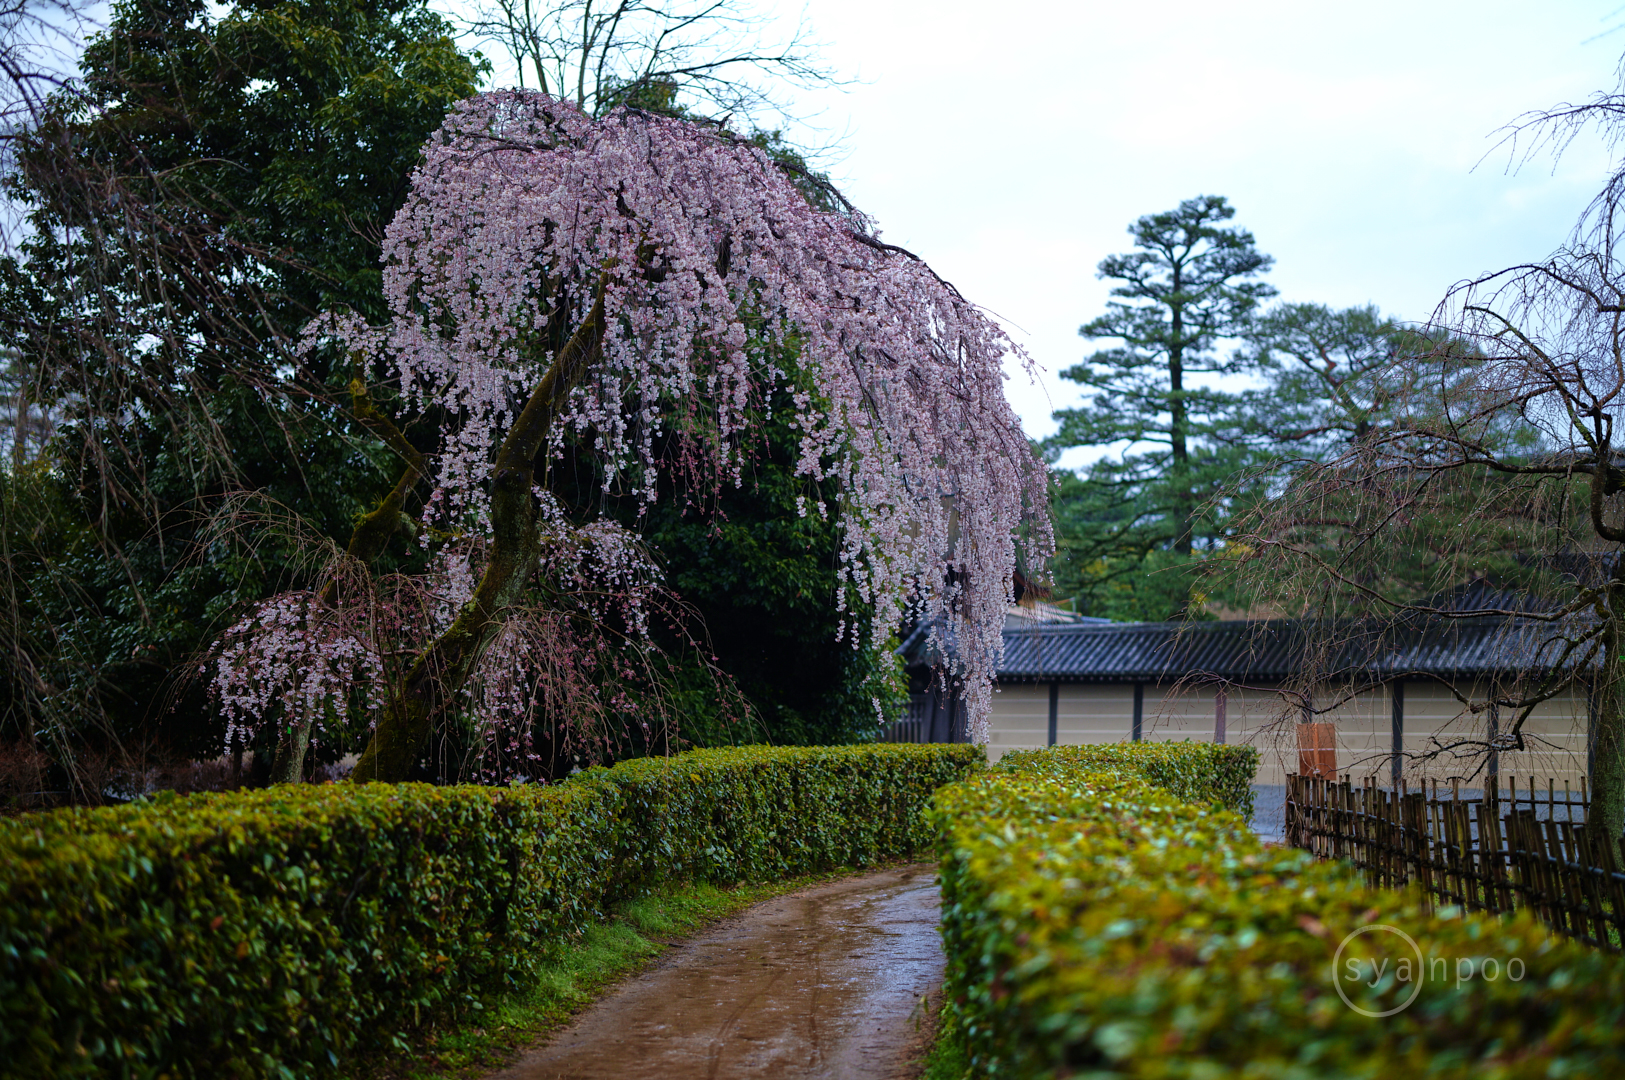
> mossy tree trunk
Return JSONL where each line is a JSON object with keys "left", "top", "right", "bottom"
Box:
{"left": 1595, "top": 571, "right": 1625, "bottom": 845}
{"left": 350, "top": 292, "right": 607, "bottom": 783}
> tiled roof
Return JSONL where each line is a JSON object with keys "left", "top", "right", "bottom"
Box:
{"left": 1004, "top": 602, "right": 1105, "bottom": 627}
{"left": 984, "top": 617, "right": 1594, "bottom": 683}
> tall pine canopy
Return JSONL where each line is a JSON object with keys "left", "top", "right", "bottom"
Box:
{"left": 1048, "top": 195, "right": 1273, "bottom": 620}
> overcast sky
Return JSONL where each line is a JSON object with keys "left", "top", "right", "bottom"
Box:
{"left": 53, "top": 2, "right": 1625, "bottom": 466}
{"left": 752, "top": 1, "right": 1625, "bottom": 468}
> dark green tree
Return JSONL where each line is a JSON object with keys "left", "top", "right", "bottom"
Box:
{"left": 0, "top": 0, "right": 484, "bottom": 795}
{"left": 1237, "top": 303, "right": 1421, "bottom": 457}
{"left": 1208, "top": 304, "right": 1531, "bottom": 617}
{"left": 630, "top": 401, "right": 908, "bottom": 748}
{"left": 1047, "top": 195, "right": 1274, "bottom": 620}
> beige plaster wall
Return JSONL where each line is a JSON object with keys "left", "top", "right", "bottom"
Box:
{"left": 984, "top": 676, "right": 1592, "bottom": 793}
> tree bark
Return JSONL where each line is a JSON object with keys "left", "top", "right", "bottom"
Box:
{"left": 268, "top": 710, "right": 315, "bottom": 785}
{"left": 1167, "top": 340, "right": 1191, "bottom": 556}
{"left": 1596, "top": 582, "right": 1625, "bottom": 844}
{"left": 351, "top": 290, "right": 608, "bottom": 783}
{"left": 1167, "top": 267, "right": 1193, "bottom": 560}
{"left": 1595, "top": 678, "right": 1625, "bottom": 846}
{"left": 1577, "top": 465, "right": 1625, "bottom": 842}
{"left": 1166, "top": 268, "right": 1197, "bottom": 621}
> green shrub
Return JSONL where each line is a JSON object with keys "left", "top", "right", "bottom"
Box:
{"left": 995, "top": 741, "right": 1257, "bottom": 820}
{"left": 932, "top": 743, "right": 1625, "bottom": 1078}
{"left": 0, "top": 742, "right": 981, "bottom": 1079}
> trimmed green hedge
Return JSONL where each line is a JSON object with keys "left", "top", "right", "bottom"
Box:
{"left": 0, "top": 742, "right": 981, "bottom": 1079}
{"left": 995, "top": 741, "right": 1258, "bottom": 821}
{"left": 933, "top": 742, "right": 1625, "bottom": 1078}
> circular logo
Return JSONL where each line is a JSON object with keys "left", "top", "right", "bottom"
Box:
{"left": 1331, "top": 924, "right": 1425, "bottom": 1017}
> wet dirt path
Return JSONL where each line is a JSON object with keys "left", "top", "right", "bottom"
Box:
{"left": 487, "top": 863, "right": 943, "bottom": 1080}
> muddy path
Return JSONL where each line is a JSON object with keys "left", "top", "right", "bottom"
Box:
{"left": 486, "top": 863, "right": 944, "bottom": 1080}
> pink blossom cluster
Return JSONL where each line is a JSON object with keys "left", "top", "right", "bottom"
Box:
{"left": 209, "top": 524, "right": 683, "bottom": 774}
{"left": 240, "top": 92, "right": 1048, "bottom": 748}
{"left": 210, "top": 573, "right": 387, "bottom": 753}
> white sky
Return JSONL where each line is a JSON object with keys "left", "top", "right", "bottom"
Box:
{"left": 55, "top": 0, "right": 1614, "bottom": 472}
{"left": 58, "top": 1, "right": 1622, "bottom": 470}
{"left": 758, "top": 0, "right": 1625, "bottom": 469}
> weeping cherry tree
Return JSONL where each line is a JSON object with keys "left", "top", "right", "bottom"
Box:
{"left": 212, "top": 92, "right": 1050, "bottom": 782}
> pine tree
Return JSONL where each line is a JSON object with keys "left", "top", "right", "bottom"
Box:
{"left": 1048, "top": 195, "right": 1273, "bottom": 619}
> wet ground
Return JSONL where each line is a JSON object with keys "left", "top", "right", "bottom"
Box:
{"left": 487, "top": 864, "right": 943, "bottom": 1080}
{"left": 1253, "top": 783, "right": 1285, "bottom": 842}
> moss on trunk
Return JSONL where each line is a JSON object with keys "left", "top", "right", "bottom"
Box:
{"left": 1594, "top": 604, "right": 1625, "bottom": 845}
{"left": 352, "top": 290, "right": 607, "bottom": 783}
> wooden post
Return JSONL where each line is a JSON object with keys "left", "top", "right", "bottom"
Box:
{"left": 1391, "top": 679, "right": 1404, "bottom": 788}
{"left": 1214, "top": 686, "right": 1227, "bottom": 744}
{"left": 1285, "top": 773, "right": 1301, "bottom": 848}
{"left": 1132, "top": 683, "right": 1143, "bottom": 742}
{"left": 1297, "top": 722, "right": 1337, "bottom": 777}
{"left": 1047, "top": 681, "right": 1059, "bottom": 747}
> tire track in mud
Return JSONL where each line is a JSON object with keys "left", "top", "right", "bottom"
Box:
{"left": 486, "top": 864, "right": 944, "bottom": 1080}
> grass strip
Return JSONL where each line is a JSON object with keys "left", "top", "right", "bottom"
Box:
{"left": 921, "top": 1031, "right": 971, "bottom": 1080}
{"left": 359, "top": 863, "right": 920, "bottom": 1080}
{"left": 914, "top": 993, "right": 967, "bottom": 1080}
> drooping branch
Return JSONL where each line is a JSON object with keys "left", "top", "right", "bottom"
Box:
{"left": 215, "top": 93, "right": 1047, "bottom": 781}
{"left": 267, "top": 367, "right": 432, "bottom": 783}
{"left": 1591, "top": 458, "right": 1625, "bottom": 543}
{"left": 350, "top": 286, "right": 608, "bottom": 782}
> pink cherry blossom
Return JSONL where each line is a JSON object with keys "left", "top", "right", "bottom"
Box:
{"left": 214, "top": 92, "right": 1049, "bottom": 755}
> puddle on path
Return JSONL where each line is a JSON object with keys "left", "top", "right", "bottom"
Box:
{"left": 487, "top": 863, "right": 943, "bottom": 1080}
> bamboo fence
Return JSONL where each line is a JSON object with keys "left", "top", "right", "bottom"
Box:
{"left": 1284, "top": 772, "right": 1625, "bottom": 950}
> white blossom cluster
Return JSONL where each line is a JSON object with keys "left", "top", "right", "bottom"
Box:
{"left": 451, "top": 519, "right": 677, "bottom": 779}
{"left": 210, "top": 580, "right": 386, "bottom": 753}
{"left": 209, "top": 523, "right": 671, "bottom": 768}
{"left": 240, "top": 92, "right": 1048, "bottom": 746}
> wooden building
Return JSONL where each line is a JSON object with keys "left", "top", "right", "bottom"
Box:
{"left": 905, "top": 611, "right": 1595, "bottom": 789}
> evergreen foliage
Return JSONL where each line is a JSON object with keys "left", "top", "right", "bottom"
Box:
{"left": 630, "top": 402, "right": 909, "bottom": 747}
{"left": 0, "top": 0, "right": 484, "bottom": 786}
{"left": 0, "top": 742, "right": 982, "bottom": 1077}
{"left": 1047, "top": 196, "right": 1273, "bottom": 621}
